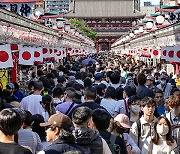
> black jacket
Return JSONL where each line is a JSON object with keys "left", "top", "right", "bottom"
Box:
{"left": 99, "top": 130, "right": 128, "bottom": 154}
{"left": 73, "top": 128, "right": 103, "bottom": 154}
{"left": 44, "top": 138, "right": 90, "bottom": 154}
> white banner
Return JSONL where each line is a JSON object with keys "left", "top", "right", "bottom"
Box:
{"left": 0, "top": 44, "right": 13, "bottom": 68}
{"left": 19, "top": 46, "right": 34, "bottom": 65}
{"left": 34, "top": 47, "right": 43, "bottom": 62}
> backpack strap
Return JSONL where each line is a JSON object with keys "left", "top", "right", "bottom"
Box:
{"left": 65, "top": 102, "right": 75, "bottom": 115}
{"left": 110, "top": 134, "right": 117, "bottom": 144}
{"left": 137, "top": 119, "right": 141, "bottom": 147}
{"left": 124, "top": 99, "right": 128, "bottom": 114}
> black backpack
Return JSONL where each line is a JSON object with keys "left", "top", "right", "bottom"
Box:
{"left": 107, "top": 134, "right": 121, "bottom": 154}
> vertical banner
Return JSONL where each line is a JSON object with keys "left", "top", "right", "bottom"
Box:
{"left": 19, "top": 46, "right": 34, "bottom": 65}
{"left": 173, "top": 46, "right": 180, "bottom": 62}
{"left": 151, "top": 48, "right": 161, "bottom": 59}
{"left": 34, "top": 47, "right": 43, "bottom": 62}
{"left": 0, "top": 44, "right": 13, "bottom": 69}
{"left": 161, "top": 47, "right": 168, "bottom": 60}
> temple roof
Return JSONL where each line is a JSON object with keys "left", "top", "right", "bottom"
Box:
{"left": 65, "top": 0, "right": 144, "bottom": 18}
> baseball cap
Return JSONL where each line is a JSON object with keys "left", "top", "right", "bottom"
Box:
{"left": 114, "top": 114, "right": 130, "bottom": 128}
{"left": 6, "top": 83, "right": 15, "bottom": 89}
{"left": 147, "top": 75, "right": 154, "bottom": 81}
{"left": 68, "top": 76, "right": 76, "bottom": 82}
{"left": 40, "top": 113, "right": 72, "bottom": 129}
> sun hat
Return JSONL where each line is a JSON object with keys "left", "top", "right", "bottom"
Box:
{"left": 114, "top": 114, "right": 130, "bottom": 128}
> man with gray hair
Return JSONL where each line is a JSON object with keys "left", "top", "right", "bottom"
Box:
{"left": 56, "top": 87, "right": 77, "bottom": 115}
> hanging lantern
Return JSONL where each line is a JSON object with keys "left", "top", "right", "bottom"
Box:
{"left": 146, "top": 22, "right": 153, "bottom": 29}
{"left": 139, "top": 27, "right": 144, "bottom": 33}
{"left": 156, "top": 15, "right": 165, "bottom": 24}
{"left": 134, "top": 30, "right": 139, "bottom": 34}
{"left": 57, "top": 21, "right": 64, "bottom": 28}
{"left": 130, "top": 33, "right": 134, "bottom": 37}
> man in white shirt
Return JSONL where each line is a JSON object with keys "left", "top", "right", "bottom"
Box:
{"left": 21, "top": 81, "right": 44, "bottom": 115}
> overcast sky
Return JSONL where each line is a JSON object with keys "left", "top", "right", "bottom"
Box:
{"left": 141, "top": 0, "right": 160, "bottom": 6}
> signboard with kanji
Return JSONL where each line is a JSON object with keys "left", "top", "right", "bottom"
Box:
{"left": 0, "top": 2, "right": 34, "bottom": 18}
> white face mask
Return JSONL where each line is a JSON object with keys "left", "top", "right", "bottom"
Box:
{"left": 131, "top": 105, "right": 140, "bottom": 114}
{"left": 156, "top": 124, "right": 169, "bottom": 136}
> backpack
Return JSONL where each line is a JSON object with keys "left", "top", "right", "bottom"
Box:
{"left": 107, "top": 134, "right": 121, "bottom": 154}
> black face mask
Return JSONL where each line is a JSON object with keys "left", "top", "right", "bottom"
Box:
{"left": 117, "top": 127, "right": 129, "bottom": 134}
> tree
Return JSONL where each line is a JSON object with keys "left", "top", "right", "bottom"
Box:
{"left": 70, "top": 18, "right": 97, "bottom": 41}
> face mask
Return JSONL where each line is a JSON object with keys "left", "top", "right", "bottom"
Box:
{"left": 160, "top": 80, "right": 166, "bottom": 85}
{"left": 131, "top": 105, "right": 140, "bottom": 114}
{"left": 156, "top": 124, "right": 169, "bottom": 136}
{"left": 171, "top": 108, "right": 180, "bottom": 117}
{"left": 117, "top": 127, "right": 128, "bottom": 134}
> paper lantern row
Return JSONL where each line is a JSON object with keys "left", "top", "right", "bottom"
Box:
{"left": 0, "top": 44, "right": 66, "bottom": 69}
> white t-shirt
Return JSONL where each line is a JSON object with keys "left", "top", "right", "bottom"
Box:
{"left": 142, "top": 136, "right": 177, "bottom": 154}
{"left": 20, "top": 94, "right": 43, "bottom": 115}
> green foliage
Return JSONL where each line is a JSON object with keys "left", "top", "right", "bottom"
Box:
{"left": 70, "top": 18, "right": 97, "bottom": 41}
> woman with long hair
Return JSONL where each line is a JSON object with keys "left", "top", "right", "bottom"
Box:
{"left": 142, "top": 115, "right": 177, "bottom": 154}
{"left": 41, "top": 95, "right": 56, "bottom": 122}
{"left": 31, "top": 114, "right": 50, "bottom": 149}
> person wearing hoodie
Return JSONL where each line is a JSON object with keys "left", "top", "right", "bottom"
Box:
{"left": 72, "top": 106, "right": 112, "bottom": 154}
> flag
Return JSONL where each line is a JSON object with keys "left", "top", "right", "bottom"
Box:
{"left": 19, "top": 47, "right": 34, "bottom": 65}
{"left": 34, "top": 47, "right": 43, "bottom": 62}
{"left": 0, "top": 44, "right": 13, "bottom": 68}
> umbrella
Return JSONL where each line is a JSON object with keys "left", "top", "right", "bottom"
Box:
{"left": 82, "top": 58, "right": 97, "bottom": 65}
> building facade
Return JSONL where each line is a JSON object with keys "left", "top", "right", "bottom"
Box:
{"left": 163, "top": 0, "right": 180, "bottom": 6}
{"left": 140, "top": 2, "right": 158, "bottom": 16}
{"left": 65, "top": 0, "right": 144, "bottom": 51}
{"left": 45, "top": 0, "right": 69, "bottom": 13}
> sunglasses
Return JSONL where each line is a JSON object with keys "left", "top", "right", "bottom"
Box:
{"left": 45, "top": 125, "right": 53, "bottom": 131}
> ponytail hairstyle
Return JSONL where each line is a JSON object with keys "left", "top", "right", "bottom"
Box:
{"left": 41, "top": 95, "right": 56, "bottom": 116}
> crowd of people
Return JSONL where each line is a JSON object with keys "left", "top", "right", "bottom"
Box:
{"left": 0, "top": 52, "right": 179, "bottom": 154}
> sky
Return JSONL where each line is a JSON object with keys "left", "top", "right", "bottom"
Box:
{"left": 141, "top": 0, "right": 160, "bottom": 6}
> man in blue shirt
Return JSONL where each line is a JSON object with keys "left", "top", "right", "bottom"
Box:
{"left": 154, "top": 89, "right": 165, "bottom": 116}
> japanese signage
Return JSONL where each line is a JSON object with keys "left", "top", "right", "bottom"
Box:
{"left": 0, "top": 3, "right": 34, "bottom": 18}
